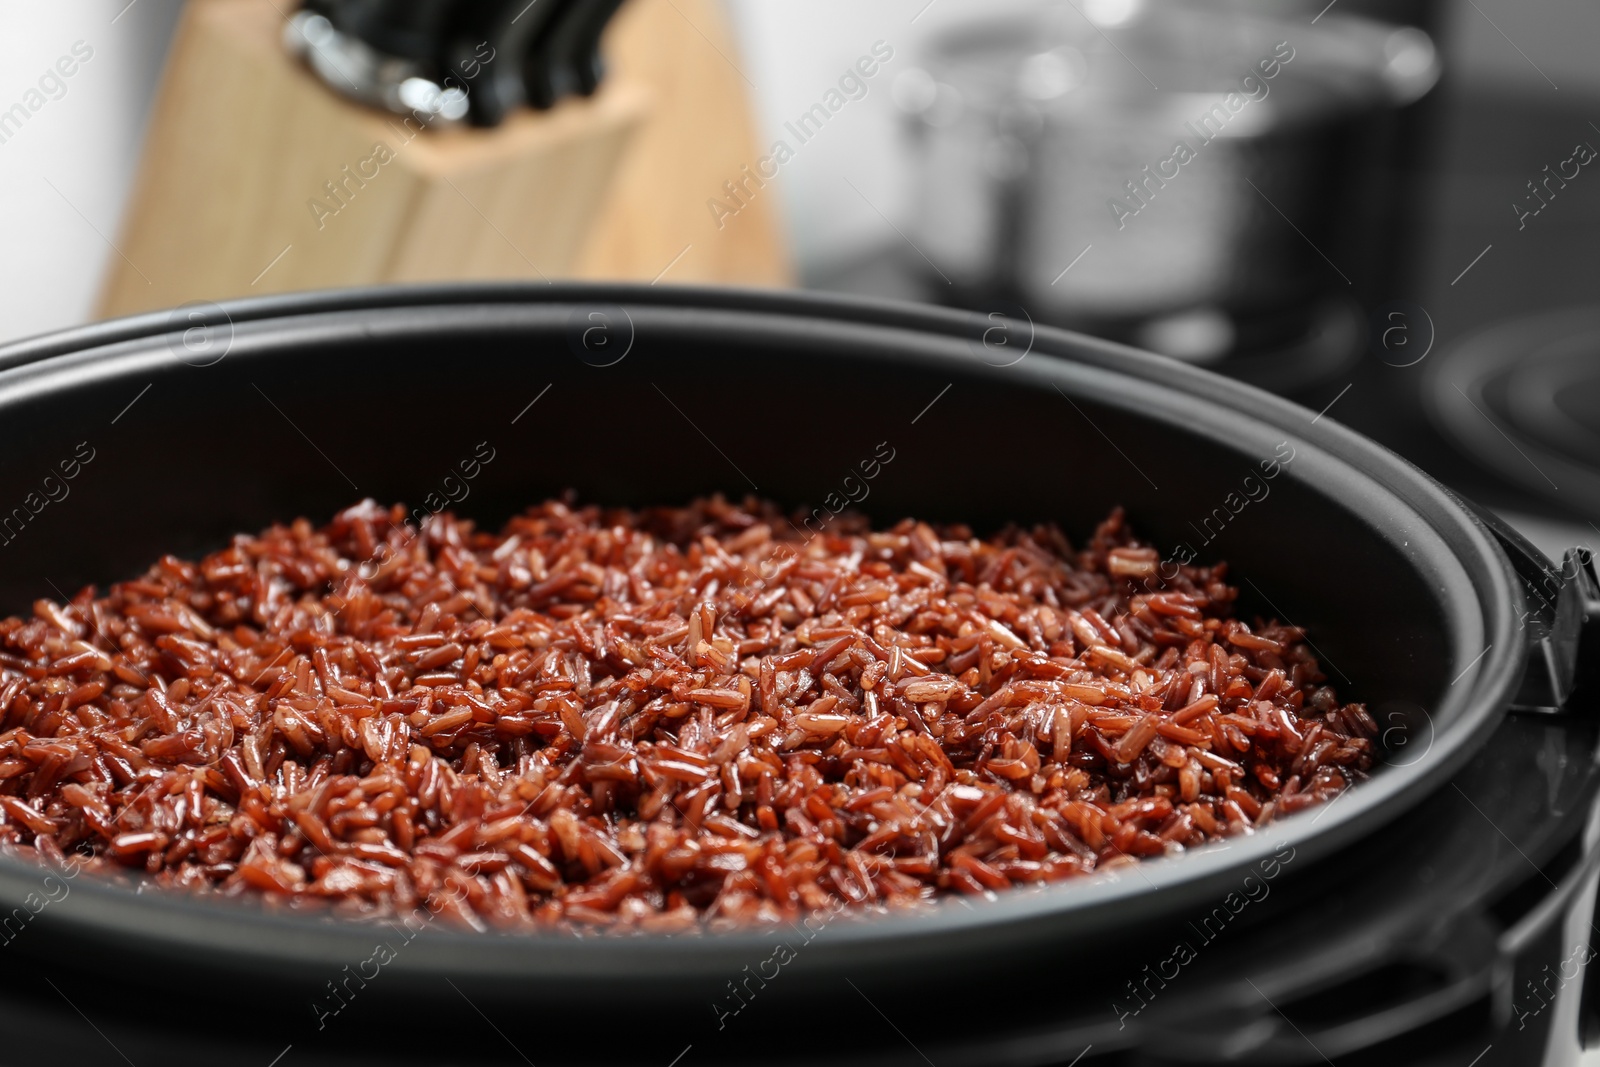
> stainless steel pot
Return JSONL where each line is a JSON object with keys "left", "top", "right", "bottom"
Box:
{"left": 895, "top": 1, "right": 1439, "bottom": 363}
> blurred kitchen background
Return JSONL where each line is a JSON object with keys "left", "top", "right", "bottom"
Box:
{"left": 2, "top": 0, "right": 1598, "bottom": 559}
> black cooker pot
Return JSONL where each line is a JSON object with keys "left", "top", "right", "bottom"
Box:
{"left": 0, "top": 285, "right": 1594, "bottom": 1067}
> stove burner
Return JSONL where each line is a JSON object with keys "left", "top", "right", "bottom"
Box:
{"left": 1428, "top": 306, "right": 1600, "bottom": 522}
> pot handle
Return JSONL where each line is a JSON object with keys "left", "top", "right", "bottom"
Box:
{"left": 1461, "top": 500, "right": 1600, "bottom": 713}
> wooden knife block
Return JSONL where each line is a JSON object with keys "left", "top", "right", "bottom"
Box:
{"left": 97, "top": 0, "right": 789, "bottom": 318}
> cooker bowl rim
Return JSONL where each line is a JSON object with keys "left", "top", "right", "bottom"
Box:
{"left": 0, "top": 282, "right": 1529, "bottom": 978}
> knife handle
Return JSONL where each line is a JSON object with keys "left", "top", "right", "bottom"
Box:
{"left": 442, "top": 0, "right": 562, "bottom": 126}
{"left": 521, "top": 0, "right": 627, "bottom": 109}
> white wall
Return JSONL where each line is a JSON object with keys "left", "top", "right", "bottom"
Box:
{"left": 1439, "top": 0, "right": 1600, "bottom": 96}
{"left": 0, "top": 0, "right": 181, "bottom": 344}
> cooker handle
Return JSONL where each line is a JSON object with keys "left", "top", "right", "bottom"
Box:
{"left": 1146, "top": 910, "right": 1507, "bottom": 1063}
{"left": 1461, "top": 500, "right": 1600, "bottom": 713}
{"left": 1149, "top": 836, "right": 1600, "bottom": 1064}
